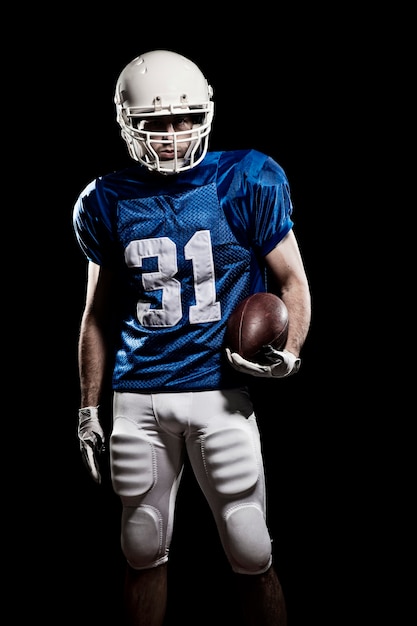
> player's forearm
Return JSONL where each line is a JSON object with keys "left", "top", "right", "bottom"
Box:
{"left": 280, "top": 283, "right": 311, "bottom": 357}
{"left": 274, "top": 256, "right": 311, "bottom": 358}
{"left": 78, "top": 313, "right": 109, "bottom": 407}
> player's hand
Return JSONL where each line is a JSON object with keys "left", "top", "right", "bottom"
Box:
{"left": 78, "top": 406, "right": 105, "bottom": 484}
{"left": 225, "top": 347, "right": 301, "bottom": 378}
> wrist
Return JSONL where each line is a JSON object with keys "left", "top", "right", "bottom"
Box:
{"left": 79, "top": 406, "right": 100, "bottom": 422}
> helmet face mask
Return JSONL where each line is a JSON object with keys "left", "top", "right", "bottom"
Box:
{"left": 115, "top": 50, "right": 214, "bottom": 174}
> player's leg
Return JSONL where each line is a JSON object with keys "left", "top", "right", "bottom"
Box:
{"left": 235, "top": 566, "right": 287, "bottom": 626}
{"left": 185, "top": 388, "right": 287, "bottom": 625}
{"left": 123, "top": 562, "right": 168, "bottom": 626}
{"left": 110, "top": 391, "right": 184, "bottom": 626}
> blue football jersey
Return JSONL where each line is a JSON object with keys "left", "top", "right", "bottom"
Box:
{"left": 73, "top": 149, "right": 294, "bottom": 391}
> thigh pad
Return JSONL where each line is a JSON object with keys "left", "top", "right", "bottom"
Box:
{"left": 110, "top": 416, "right": 155, "bottom": 498}
{"left": 202, "top": 418, "right": 259, "bottom": 496}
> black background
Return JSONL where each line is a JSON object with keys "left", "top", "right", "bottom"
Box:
{"left": 11, "top": 9, "right": 406, "bottom": 626}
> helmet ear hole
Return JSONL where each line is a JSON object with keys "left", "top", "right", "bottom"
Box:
{"left": 114, "top": 50, "right": 214, "bottom": 174}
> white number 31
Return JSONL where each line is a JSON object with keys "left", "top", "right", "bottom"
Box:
{"left": 125, "top": 230, "right": 222, "bottom": 327}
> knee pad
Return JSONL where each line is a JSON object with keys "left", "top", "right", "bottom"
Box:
{"left": 224, "top": 504, "right": 272, "bottom": 575}
{"left": 121, "top": 505, "right": 168, "bottom": 570}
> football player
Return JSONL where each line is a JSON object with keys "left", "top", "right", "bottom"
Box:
{"left": 74, "top": 49, "right": 311, "bottom": 626}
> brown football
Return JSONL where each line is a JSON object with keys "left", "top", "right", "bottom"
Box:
{"left": 225, "top": 292, "right": 289, "bottom": 363}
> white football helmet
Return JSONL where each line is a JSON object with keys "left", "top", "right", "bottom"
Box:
{"left": 114, "top": 50, "right": 214, "bottom": 174}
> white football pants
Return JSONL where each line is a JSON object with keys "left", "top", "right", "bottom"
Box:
{"left": 110, "top": 388, "right": 273, "bottom": 575}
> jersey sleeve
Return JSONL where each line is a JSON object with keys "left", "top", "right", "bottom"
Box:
{"left": 219, "top": 150, "right": 295, "bottom": 258}
{"left": 72, "top": 177, "right": 118, "bottom": 267}
{"left": 249, "top": 152, "right": 294, "bottom": 256}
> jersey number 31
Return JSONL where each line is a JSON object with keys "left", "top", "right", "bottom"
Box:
{"left": 125, "top": 230, "right": 222, "bottom": 327}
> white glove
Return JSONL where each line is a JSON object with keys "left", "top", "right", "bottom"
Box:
{"left": 225, "top": 346, "right": 301, "bottom": 378}
{"left": 78, "top": 406, "right": 105, "bottom": 484}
